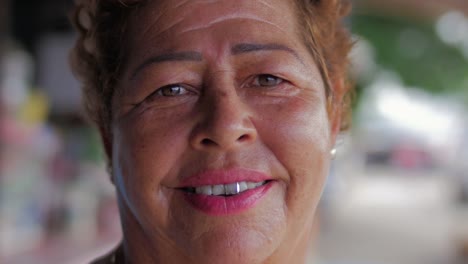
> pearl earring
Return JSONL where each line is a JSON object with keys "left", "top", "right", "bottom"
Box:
{"left": 330, "top": 148, "right": 337, "bottom": 160}
{"left": 107, "top": 165, "right": 115, "bottom": 184}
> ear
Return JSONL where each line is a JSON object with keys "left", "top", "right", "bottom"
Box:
{"left": 98, "top": 124, "right": 114, "bottom": 184}
{"left": 99, "top": 124, "right": 113, "bottom": 159}
{"left": 328, "top": 77, "right": 345, "bottom": 146}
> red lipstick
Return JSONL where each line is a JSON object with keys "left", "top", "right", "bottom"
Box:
{"left": 180, "top": 168, "right": 274, "bottom": 215}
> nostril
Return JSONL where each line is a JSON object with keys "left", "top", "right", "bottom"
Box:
{"left": 201, "top": 138, "right": 216, "bottom": 146}
{"left": 238, "top": 134, "right": 249, "bottom": 141}
{"left": 199, "top": 134, "right": 249, "bottom": 147}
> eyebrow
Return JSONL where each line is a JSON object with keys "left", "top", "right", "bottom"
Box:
{"left": 130, "top": 43, "right": 303, "bottom": 80}
{"left": 231, "top": 43, "right": 303, "bottom": 63}
{"left": 130, "top": 51, "right": 202, "bottom": 79}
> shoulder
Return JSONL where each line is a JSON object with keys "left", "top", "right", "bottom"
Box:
{"left": 89, "top": 244, "right": 122, "bottom": 264}
{"left": 90, "top": 253, "right": 115, "bottom": 264}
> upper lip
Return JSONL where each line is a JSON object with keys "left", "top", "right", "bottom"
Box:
{"left": 179, "top": 168, "right": 273, "bottom": 187}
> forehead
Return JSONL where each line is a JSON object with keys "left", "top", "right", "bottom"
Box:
{"left": 136, "top": 0, "right": 297, "bottom": 28}
{"left": 126, "top": 0, "right": 301, "bottom": 52}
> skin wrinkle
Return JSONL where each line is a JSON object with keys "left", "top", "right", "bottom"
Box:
{"left": 180, "top": 13, "right": 283, "bottom": 34}
{"left": 118, "top": 67, "right": 201, "bottom": 115}
{"left": 154, "top": 217, "right": 191, "bottom": 262}
{"left": 127, "top": 15, "right": 186, "bottom": 70}
{"left": 68, "top": 0, "right": 355, "bottom": 262}
{"left": 137, "top": 1, "right": 184, "bottom": 44}
{"left": 136, "top": 5, "right": 167, "bottom": 44}
{"left": 123, "top": 173, "right": 186, "bottom": 261}
{"left": 168, "top": 140, "right": 288, "bottom": 262}
{"left": 173, "top": 0, "right": 193, "bottom": 9}
{"left": 71, "top": 0, "right": 353, "bottom": 140}
{"left": 187, "top": 205, "right": 285, "bottom": 261}
{"left": 130, "top": 42, "right": 306, "bottom": 83}
{"left": 256, "top": 0, "right": 276, "bottom": 10}
{"left": 119, "top": 45, "right": 321, "bottom": 119}
{"left": 124, "top": 0, "right": 302, "bottom": 90}
{"left": 122, "top": 4, "right": 303, "bottom": 87}
{"left": 110, "top": 0, "right": 340, "bottom": 263}
{"left": 148, "top": 209, "right": 190, "bottom": 262}
{"left": 129, "top": 51, "right": 203, "bottom": 80}
{"left": 177, "top": 0, "right": 282, "bottom": 34}
{"left": 290, "top": 93, "right": 323, "bottom": 114}
{"left": 118, "top": 192, "right": 158, "bottom": 262}
{"left": 231, "top": 43, "right": 306, "bottom": 66}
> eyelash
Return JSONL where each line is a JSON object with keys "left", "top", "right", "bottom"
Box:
{"left": 141, "top": 73, "right": 286, "bottom": 104}
{"left": 155, "top": 74, "right": 283, "bottom": 93}
{"left": 155, "top": 84, "right": 190, "bottom": 97}
{"left": 251, "top": 74, "right": 285, "bottom": 88}
{"left": 136, "top": 84, "right": 194, "bottom": 107}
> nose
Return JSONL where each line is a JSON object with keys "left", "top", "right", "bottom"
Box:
{"left": 190, "top": 89, "right": 257, "bottom": 151}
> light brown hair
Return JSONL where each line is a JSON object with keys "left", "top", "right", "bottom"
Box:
{"left": 70, "top": 0, "right": 353, "bottom": 134}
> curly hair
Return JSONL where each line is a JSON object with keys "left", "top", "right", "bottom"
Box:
{"left": 70, "top": 0, "right": 353, "bottom": 134}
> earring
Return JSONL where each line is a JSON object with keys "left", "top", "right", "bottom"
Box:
{"left": 107, "top": 164, "right": 115, "bottom": 184}
{"left": 330, "top": 148, "right": 337, "bottom": 160}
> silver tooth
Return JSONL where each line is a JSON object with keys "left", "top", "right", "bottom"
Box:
{"left": 239, "top": 182, "right": 248, "bottom": 192}
{"left": 192, "top": 181, "right": 266, "bottom": 196}
{"left": 226, "top": 182, "right": 239, "bottom": 195}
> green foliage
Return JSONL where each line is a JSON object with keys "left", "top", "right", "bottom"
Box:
{"left": 351, "top": 14, "right": 468, "bottom": 97}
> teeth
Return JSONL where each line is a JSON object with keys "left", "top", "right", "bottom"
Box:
{"left": 195, "top": 185, "right": 212, "bottom": 195}
{"left": 191, "top": 181, "right": 267, "bottom": 196}
{"left": 212, "top": 185, "right": 224, "bottom": 195}
{"left": 239, "top": 182, "right": 248, "bottom": 192}
{"left": 255, "top": 181, "right": 264, "bottom": 187}
{"left": 226, "top": 183, "right": 239, "bottom": 195}
{"left": 246, "top": 182, "right": 256, "bottom": 189}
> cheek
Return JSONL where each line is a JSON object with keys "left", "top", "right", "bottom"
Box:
{"left": 110, "top": 113, "right": 194, "bottom": 224}
{"left": 259, "top": 94, "right": 331, "bottom": 168}
{"left": 256, "top": 95, "right": 331, "bottom": 208}
{"left": 113, "top": 110, "right": 194, "bottom": 180}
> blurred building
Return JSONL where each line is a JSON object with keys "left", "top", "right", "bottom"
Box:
{"left": 1, "top": 1, "right": 120, "bottom": 263}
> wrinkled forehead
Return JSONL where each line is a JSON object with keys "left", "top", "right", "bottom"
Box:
{"left": 127, "top": 0, "right": 299, "bottom": 43}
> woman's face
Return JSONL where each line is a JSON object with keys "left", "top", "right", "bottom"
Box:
{"left": 110, "top": 0, "right": 340, "bottom": 263}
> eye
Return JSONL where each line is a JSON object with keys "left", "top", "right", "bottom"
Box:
{"left": 156, "top": 84, "right": 189, "bottom": 96}
{"left": 254, "top": 74, "right": 284, "bottom": 87}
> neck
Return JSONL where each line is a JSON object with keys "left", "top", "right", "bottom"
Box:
{"left": 117, "top": 192, "right": 195, "bottom": 264}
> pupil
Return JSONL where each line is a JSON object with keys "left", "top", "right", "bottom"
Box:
{"left": 164, "top": 86, "right": 180, "bottom": 96}
{"left": 260, "top": 75, "right": 276, "bottom": 86}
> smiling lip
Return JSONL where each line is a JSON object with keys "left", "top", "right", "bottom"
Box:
{"left": 179, "top": 168, "right": 274, "bottom": 215}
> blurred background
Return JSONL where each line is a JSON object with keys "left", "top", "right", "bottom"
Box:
{"left": 0, "top": 0, "right": 467, "bottom": 263}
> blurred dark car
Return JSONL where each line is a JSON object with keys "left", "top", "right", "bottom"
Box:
{"left": 365, "top": 141, "right": 434, "bottom": 170}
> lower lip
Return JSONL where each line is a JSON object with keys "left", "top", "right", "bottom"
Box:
{"left": 182, "top": 182, "right": 274, "bottom": 215}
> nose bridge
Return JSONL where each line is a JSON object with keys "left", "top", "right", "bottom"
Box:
{"left": 209, "top": 87, "right": 243, "bottom": 126}
{"left": 190, "top": 76, "right": 257, "bottom": 150}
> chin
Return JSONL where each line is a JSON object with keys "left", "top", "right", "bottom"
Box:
{"left": 173, "top": 186, "right": 289, "bottom": 264}
{"left": 188, "top": 227, "right": 281, "bottom": 264}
